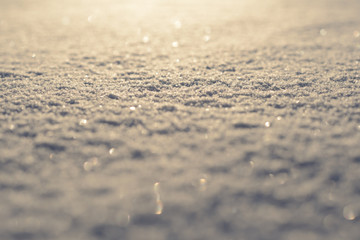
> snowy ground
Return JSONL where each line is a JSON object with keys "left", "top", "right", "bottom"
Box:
{"left": 1, "top": 0, "right": 360, "bottom": 239}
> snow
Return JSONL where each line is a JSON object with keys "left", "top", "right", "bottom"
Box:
{"left": 0, "top": 0, "right": 360, "bottom": 239}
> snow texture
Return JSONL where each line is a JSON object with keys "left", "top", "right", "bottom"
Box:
{"left": 0, "top": 0, "right": 360, "bottom": 239}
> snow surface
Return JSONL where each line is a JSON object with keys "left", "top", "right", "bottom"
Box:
{"left": 0, "top": 0, "right": 360, "bottom": 239}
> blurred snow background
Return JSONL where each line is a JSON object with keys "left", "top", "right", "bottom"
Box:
{"left": 0, "top": 0, "right": 360, "bottom": 239}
